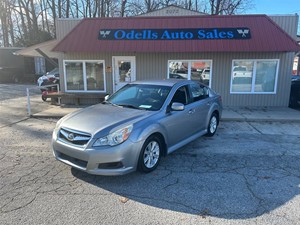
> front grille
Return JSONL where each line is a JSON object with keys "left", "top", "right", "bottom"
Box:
{"left": 58, "top": 127, "right": 91, "bottom": 146}
{"left": 57, "top": 151, "right": 87, "bottom": 168}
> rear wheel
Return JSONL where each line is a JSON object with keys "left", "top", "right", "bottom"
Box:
{"left": 138, "top": 136, "right": 162, "bottom": 173}
{"left": 206, "top": 113, "right": 219, "bottom": 137}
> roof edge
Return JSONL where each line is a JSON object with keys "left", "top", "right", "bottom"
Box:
{"left": 72, "top": 14, "right": 272, "bottom": 21}
{"left": 53, "top": 14, "right": 300, "bottom": 53}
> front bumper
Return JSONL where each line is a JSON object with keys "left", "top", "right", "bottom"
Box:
{"left": 52, "top": 134, "right": 143, "bottom": 176}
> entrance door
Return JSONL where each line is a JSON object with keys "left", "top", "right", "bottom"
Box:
{"left": 113, "top": 56, "right": 136, "bottom": 92}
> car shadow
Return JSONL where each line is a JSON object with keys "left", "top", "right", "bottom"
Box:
{"left": 71, "top": 133, "right": 300, "bottom": 219}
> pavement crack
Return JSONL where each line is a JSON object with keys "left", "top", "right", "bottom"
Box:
{"left": 240, "top": 173, "right": 268, "bottom": 215}
{"left": 163, "top": 178, "right": 179, "bottom": 190}
{"left": 0, "top": 117, "right": 30, "bottom": 129}
{"left": 248, "top": 122, "right": 263, "bottom": 134}
{"left": 1, "top": 193, "right": 37, "bottom": 213}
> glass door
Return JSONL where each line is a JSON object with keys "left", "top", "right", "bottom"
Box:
{"left": 113, "top": 56, "right": 136, "bottom": 92}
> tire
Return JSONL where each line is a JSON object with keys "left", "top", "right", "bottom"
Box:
{"left": 138, "top": 135, "right": 162, "bottom": 173}
{"left": 42, "top": 96, "right": 47, "bottom": 102}
{"left": 289, "top": 95, "right": 298, "bottom": 108}
{"left": 206, "top": 113, "right": 219, "bottom": 137}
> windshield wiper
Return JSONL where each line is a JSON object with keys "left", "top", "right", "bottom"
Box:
{"left": 117, "top": 104, "right": 143, "bottom": 110}
{"left": 102, "top": 101, "right": 119, "bottom": 107}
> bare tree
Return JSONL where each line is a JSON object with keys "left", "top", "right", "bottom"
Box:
{"left": 126, "top": 0, "right": 161, "bottom": 15}
{"left": 120, "top": 0, "right": 127, "bottom": 17}
{"left": 0, "top": 0, "right": 10, "bottom": 46}
{"left": 209, "top": 0, "right": 253, "bottom": 15}
{"left": 161, "top": 0, "right": 176, "bottom": 7}
{"left": 0, "top": 0, "right": 256, "bottom": 47}
{"left": 145, "top": 0, "right": 160, "bottom": 12}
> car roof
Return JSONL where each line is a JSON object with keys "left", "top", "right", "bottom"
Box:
{"left": 132, "top": 79, "right": 192, "bottom": 87}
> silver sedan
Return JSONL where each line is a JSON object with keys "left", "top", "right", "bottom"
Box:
{"left": 52, "top": 79, "right": 222, "bottom": 175}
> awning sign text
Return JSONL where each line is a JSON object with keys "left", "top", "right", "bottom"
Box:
{"left": 98, "top": 28, "right": 251, "bottom": 40}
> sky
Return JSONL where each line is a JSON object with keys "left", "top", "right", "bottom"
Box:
{"left": 247, "top": 0, "right": 300, "bottom": 34}
{"left": 247, "top": 0, "right": 300, "bottom": 15}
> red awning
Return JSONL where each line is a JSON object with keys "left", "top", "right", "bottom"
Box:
{"left": 53, "top": 15, "right": 300, "bottom": 53}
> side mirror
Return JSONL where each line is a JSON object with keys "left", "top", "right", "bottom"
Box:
{"left": 171, "top": 102, "right": 185, "bottom": 111}
{"left": 104, "top": 95, "right": 109, "bottom": 101}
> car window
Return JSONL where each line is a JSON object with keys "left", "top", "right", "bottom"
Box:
{"left": 108, "top": 84, "right": 171, "bottom": 111}
{"left": 171, "top": 86, "right": 188, "bottom": 105}
{"left": 202, "top": 69, "right": 210, "bottom": 74}
{"left": 111, "top": 86, "right": 138, "bottom": 102}
{"left": 189, "top": 83, "right": 209, "bottom": 102}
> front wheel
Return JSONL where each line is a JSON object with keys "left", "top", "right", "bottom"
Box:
{"left": 42, "top": 96, "right": 47, "bottom": 101}
{"left": 138, "top": 136, "right": 162, "bottom": 173}
{"left": 206, "top": 113, "right": 219, "bottom": 137}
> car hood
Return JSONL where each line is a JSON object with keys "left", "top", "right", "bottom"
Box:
{"left": 59, "top": 103, "right": 153, "bottom": 135}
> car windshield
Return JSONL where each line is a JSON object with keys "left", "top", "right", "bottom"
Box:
{"left": 106, "top": 84, "right": 171, "bottom": 111}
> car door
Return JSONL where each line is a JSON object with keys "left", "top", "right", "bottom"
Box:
{"left": 160, "top": 85, "right": 199, "bottom": 148}
{"left": 188, "top": 82, "right": 211, "bottom": 131}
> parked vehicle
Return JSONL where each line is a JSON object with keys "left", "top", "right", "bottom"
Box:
{"left": 37, "top": 68, "right": 59, "bottom": 86}
{"left": 37, "top": 68, "right": 60, "bottom": 101}
{"left": 169, "top": 69, "right": 188, "bottom": 79}
{"left": 41, "top": 79, "right": 59, "bottom": 101}
{"left": 52, "top": 79, "right": 222, "bottom": 175}
{"left": 232, "top": 66, "right": 252, "bottom": 79}
{"left": 200, "top": 68, "right": 210, "bottom": 81}
{"left": 289, "top": 78, "right": 300, "bottom": 108}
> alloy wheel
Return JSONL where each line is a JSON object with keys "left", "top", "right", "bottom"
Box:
{"left": 143, "top": 140, "right": 160, "bottom": 169}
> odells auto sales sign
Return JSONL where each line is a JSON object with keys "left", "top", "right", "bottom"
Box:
{"left": 98, "top": 28, "right": 251, "bottom": 40}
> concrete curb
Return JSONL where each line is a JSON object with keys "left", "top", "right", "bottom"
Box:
{"left": 221, "top": 117, "right": 300, "bottom": 122}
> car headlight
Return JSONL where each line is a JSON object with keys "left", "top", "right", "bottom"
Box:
{"left": 93, "top": 125, "right": 133, "bottom": 147}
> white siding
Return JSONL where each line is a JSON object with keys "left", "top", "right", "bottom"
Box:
{"left": 137, "top": 5, "right": 206, "bottom": 17}
{"left": 55, "top": 19, "right": 81, "bottom": 40}
{"left": 269, "top": 15, "right": 299, "bottom": 39}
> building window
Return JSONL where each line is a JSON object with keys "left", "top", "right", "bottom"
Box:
{"left": 231, "top": 59, "right": 279, "bottom": 94}
{"left": 168, "top": 60, "right": 212, "bottom": 86}
{"left": 86, "top": 62, "right": 105, "bottom": 91}
{"left": 64, "top": 60, "right": 106, "bottom": 92}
